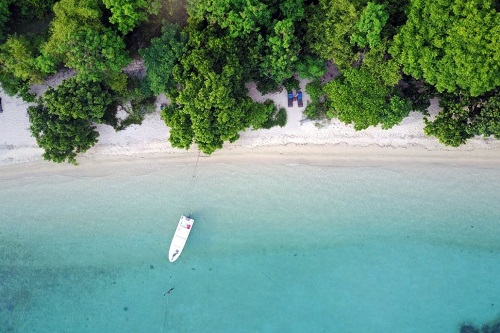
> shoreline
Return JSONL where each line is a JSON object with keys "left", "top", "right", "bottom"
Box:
{"left": 2, "top": 143, "right": 499, "bottom": 180}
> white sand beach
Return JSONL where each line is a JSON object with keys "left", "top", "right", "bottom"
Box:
{"left": 1, "top": 76, "right": 499, "bottom": 171}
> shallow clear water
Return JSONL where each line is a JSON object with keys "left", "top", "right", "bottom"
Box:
{"left": 1, "top": 161, "right": 499, "bottom": 332}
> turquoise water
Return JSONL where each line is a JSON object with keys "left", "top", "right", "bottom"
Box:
{"left": 1, "top": 160, "right": 499, "bottom": 332}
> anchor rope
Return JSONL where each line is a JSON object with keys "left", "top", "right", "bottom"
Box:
{"left": 185, "top": 150, "right": 201, "bottom": 213}
{"left": 163, "top": 294, "right": 169, "bottom": 333}
{"left": 192, "top": 150, "right": 201, "bottom": 181}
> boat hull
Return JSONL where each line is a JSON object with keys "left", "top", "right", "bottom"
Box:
{"left": 168, "top": 215, "right": 194, "bottom": 262}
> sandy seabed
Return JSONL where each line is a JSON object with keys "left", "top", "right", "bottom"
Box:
{"left": 1, "top": 76, "right": 499, "bottom": 176}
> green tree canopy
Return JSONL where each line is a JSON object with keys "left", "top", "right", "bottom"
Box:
{"left": 0, "top": 1, "right": 10, "bottom": 43}
{"left": 188, "top": 0, "right": 272, "bottom": 38}
{"left": 102, "top": 0, "right": 161, "bottom": 34}
{"left": 188, "top": 0, "right": 305, "bottom": 84}
{"left": 42, "top": 0, "right": 103, "bottom": 61}
{"left": 43, "top": 76, "right": 113, "bottom": 121}
{"left": 9, "top": 0, "right": 56, "bottom": 21}
{"left": 0, "top": 34, "right": 48, "bottom": 84}
{"left": 139, "top": 23, "right": 187, "bottom": 95}
{"left": 361, "top": 41, "right": 401, "bottom": 86}
{"left": 468, "top": 95, "right": 500, "bottom": 139}
{"left": 423, "top": 98, "right": 472, "bottom": 147}
{"left": 296, "top": 55, "right": 326, "bottom": 80}
{"left": 28, "top": 76, "right": 114, "bottom": 163}
{"left": 306, "top": 0, "right": 359, "bottom": 70}
{"left": 424, "top": 91, "right": 500, "bottom": 146}
{"left": 164, "top": 29, "right": 250, "bottom": 153}
{"left": 28, "top": 104, "right": 99, "bottom": 164}
{"left": 162, "top": 23, "right": 280, "bottom": 154}
{"left": 59, "top": 27, "right": 130, "bottom": 81}
{"left": 260, "top": 18, "right": 301, "bottom": 80}
{"left": 390, "top": 0, "right": 500, "bottom": 96}
{"left": 0, "top": 33, "right": 55, "bottom": 99}
{"left": 324, "top": 67, "right": 410, "bottom": 130}
{"left": 350, "top": 2, "right": 389, "bottom": 48}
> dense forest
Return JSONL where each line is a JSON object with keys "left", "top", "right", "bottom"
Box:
{"left": 0, "top": 0, "right": 498, "bottom": 163}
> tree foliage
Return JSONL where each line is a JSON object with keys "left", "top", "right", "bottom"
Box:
{"left": 162, "top": 20, "right": 286, "bottom": 154}
{"left": 296, "top": 55, "right": 326, "bottom": 80}
{"left": 188, "top": 0, "right": 272, "bottom": 38}
{"left": 27, "top": 76, "right": 113, "bottom": 163}
{"left": 39, "top": 0, "right": 131, "bottom": 83}
{"left": 306, "top": 0, "right": 359, "bottom": 70}
{"left": 0, "top": 34, "right": 48, "bottom": 84}
{"left": 390, "top": 0, "right": 500, "bottom": 96}
{"left": 60, "top": 27, "right": 130, "bottom": 81}
{"left": 102, "top": 0, "right": 161, "bottom": 34}
{"left": 158, "top": 0, "right": 307, "bottom": 154}
{"left": 189, "top": 0, "right": 305, "bottom": 84}
{"left": 324, "top": 67, "right": 410, "bottom": 130}
{"left": 28, "top": 104, "right": 99, "bottom": 164}
{"left": 361, "top": 41, "right": 401, "bottom": 86}
{"left": 0, "top": 33, "right": 55, "bottom": 99}
{"left": 0, "top": 1, "right": 10, "bottom": 43}
{"left": 9, "top": 0, "right": 56, "bottom": 21}
{"left": 2, "top": 0, "right": 498, "bottom": 157}
{"left": 424, "top": 99, "right": 472, "bottom": 147}
{"left": 43, "top": 77, "right": 113, "bottom": 121}
{"left": 261, "top": 18, "right": 301, "bottom": 80}
{"left": 0, "top": 0, "right": 57, "bottom": 98}
{"left": 163, "top": 30, "right": 249, "bottom": 153}
{"left": 424, "top": 91, "right": 500, "bottom": 146}
{"left": 140, "top": 23, "right": 187, "bottom": 95}
{"left": 304, "top": 79, "right": 328, "bottom": 119}
{"left": 467, "top": 95, "right": 500, "bottom": 139}
{"left": 42, "top": 0, "right": 103, "bottom": 63}
{"left": 350, "top": 2, "right": 389, "bottom": 48}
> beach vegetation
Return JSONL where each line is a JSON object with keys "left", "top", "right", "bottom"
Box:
{"left": 41, "top": 0, "right": 103, "bottom": 63}
{"left": 139, "top": 23, "right": 187, "bottom": 95}
{"left": 102, "top": 0, "right": 161, "bottom": 35}
{"left": 27, "top": 76, "right": 115, "bottom": 163}
{"left": 161, "top": 26, "right": 273, "bottom": 154}
{"left": 8, "top": 0, "right": 56, "bottom": 22}
{"left": 28, "top": 103, "right": 99, "bottom": 165}
{"left": 324, "top": 67, "right": 410, "bottom": 130}
{"left": 160, "top": 104, "right": 194, "bottom": 150}
{"left": 0, "top": 33, "right": 54, "bottom": 100}
{"left": 283, "top": 77, "right": 300, "bottom": 92}
{"left": 467, "top": 94, "right": 500, "bottom": 140}
{"left": 296, "top": 55, "right": 326, "bottom": 80}
{"left": 57, "top": 27, "right": 130, "bottom": 83}
{"left": 1, "top": 0, "right": 499, "bottom": 162}
{"left": 159, "top": 0, "right": 307, "bottom": 154}
{"left": 0, "top": 0, "right": 56, "bottom": 98}
{"left": 389, "top": 0, "right": 500, "bottom": 97}
{"left": 252, "top": 101, "right": 287, "bottom": 129}
{"left": 424, "top": 90, "right": 500, "bottom": 146}
{"left": 255, "top": 77, "right": 282, "bottom": 95}
{"left": 305, "top": 0, "right": 359, "bottom": 71}
{"left": 304, "top": 0, "right": 416, "bottom": 130}
{"left": 350, "top": 2, "right": 389, "bottom": 49}
{"left": 0, "top": 0, "right": 56, "bottom": 42}
{"left": 43, "top": 76, "right": 113, "bottom": 121}
{"left": 40, "top": 0, "right": 131, "bottom": 83}
{"left": 304, "top": 79, "right": 328, "bottom": 120}
{"left": 0, "top": 1, "right": 10, "bottom": 43}
{"left": 114, "top": 77, "right": 157, "bottom": 130}
{"left": 0, "top": 34, "right": 52, "bottom": 84}
{"left": 399, "top": 77, "right": 435, "bottom": 115}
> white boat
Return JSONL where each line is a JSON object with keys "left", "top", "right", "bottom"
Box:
{"left": 168, "top": 215, "right": 194, "bottom": 262}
